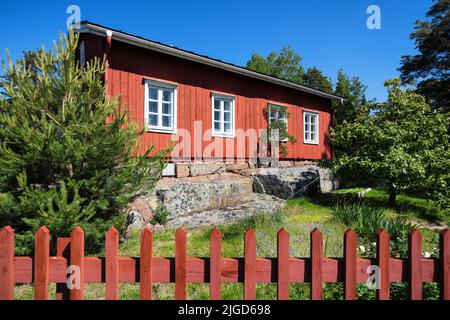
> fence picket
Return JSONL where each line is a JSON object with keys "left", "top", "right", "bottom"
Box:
{"left": 344, "top": 229, "right": 357, "bottom": 300}
{"left": 34, "top": 226, "right": 50, "bottom": 300}
{"left": 310, "top": 228, "right": 323, "bottom": 300}
{"left": 441, "top": 229, "right": 449, "bottom": 300}
{"left": 175, "top": 228, "right": 187, "bottom": 300}
{"left": 408, "top": 229, "right": 422, "bottom": 300}
{"left": 210, "top": 227, "right": 222, "bottom": 300}
{"left": 70, "top": 227, "right": 85, "bottom": 300}
{"left": 0, "top": 226, "right": 14, "bottom": 300}
{"left": 277, "top": 228, "right": 289, "bottom": 300}
{"left": 140, "top": 226, "right": 153, "bottom": 300}
{"left": 105, "top": 227, "right": 119, "bottom": 300}
{"left": 376, "top": 229, "right": 390, "bottom": 300}
{"left": 244, "top": 228, "right": 256, "bottom": 300}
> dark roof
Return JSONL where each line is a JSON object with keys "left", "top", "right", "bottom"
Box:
{"left": 78, "top": 21, "right": 343, "bottom": 102}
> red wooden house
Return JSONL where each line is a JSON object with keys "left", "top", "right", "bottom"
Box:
{"left": 77, "top": 22, "right": 343, "bottom": 166}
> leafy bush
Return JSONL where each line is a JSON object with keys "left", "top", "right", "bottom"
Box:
{"left": 151, "top": 205, "right": 170, "bottom": 226}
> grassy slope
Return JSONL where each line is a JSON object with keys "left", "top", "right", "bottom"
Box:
{"left": 14, "top": 188, "right": 445, "bottom": 300}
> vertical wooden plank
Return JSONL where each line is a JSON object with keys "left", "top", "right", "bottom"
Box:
{"left": 55, "top": 237, "right": 70, "bottom": 300}
{"left": 140, "top": 226, "right": 153, "bottom": 300}
{"left": 277, "top": 228, "right": 289, "bottom": 300}
{"left": 34, "top": 226, "right": 50, "bottom": 300}
{"left": 244, "top": 228, "right": 256, "bottom": 300}
{"left": 105, "top": 227, "right": 119, "bottom": 300}
{"left": 210, "top": 227, "right": 222, "bottom": 300}
{"left": 175, "top": 228, "right": 187, "bottom": 300}
{"left": 310, "top": 228, "right": 323, "bottom": 300}
{"left": 0, "top": 226, "right": 14, "bottom": 300}
{"left": 408, "top": 229, "right": 422, "bottom": 300}
{"left": 344, "top": 229, "right": 357, "bottom": 300}
{"left": 440, "top": 229, "right": 450, "bottom": 300}
{"left": 70, "top": 227, "right": 84, "bottom": 300}
{"left": 376, "top": 229, "right": 390, "bottom": 300}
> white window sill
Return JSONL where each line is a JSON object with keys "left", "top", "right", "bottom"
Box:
{"left": 304, "top": 140, "right": 319, "bottom": 145}
{"left": 212, "top": 132, "right": 235, "bottom": 139}
{"left": 147, "top": 127, "right": 177, "bottom": 134}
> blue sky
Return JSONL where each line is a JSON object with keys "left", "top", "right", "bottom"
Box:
{"left": 0, "top": 0, "right": 432, "bottom": 101}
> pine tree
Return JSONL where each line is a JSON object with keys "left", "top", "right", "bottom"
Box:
{"left": 0, "top": 32, "right": 167, "bottom": 254}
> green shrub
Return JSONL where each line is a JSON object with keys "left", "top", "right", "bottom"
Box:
{"left": 151, "top": 205, "right": 170, "bottom": 225}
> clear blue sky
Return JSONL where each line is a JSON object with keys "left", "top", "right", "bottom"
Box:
{"left": 0, "top": 0, "right": 432, "bottom": 102}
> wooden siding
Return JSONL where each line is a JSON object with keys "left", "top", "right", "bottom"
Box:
{"left": 80, "top": 33, "right": 333, "bottom": 161}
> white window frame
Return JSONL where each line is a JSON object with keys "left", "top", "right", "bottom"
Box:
{"left": 268, "top": 103, "right": 289, "bottom": 142}
{"left": 144, "top": 79, "right": 177, "bottom": 134}
{"left": 303, "top": 110, "right": 319, "bottom": 145}
{"left": 211, "top": 93, "right": 235, "bottom": 138}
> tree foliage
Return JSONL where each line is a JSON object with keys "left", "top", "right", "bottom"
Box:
{"left": 330, "top": 79, "right": 449, "bottom": 209}
{"left": 0, "top": 32, "right": 167, "bottom": 254}
{"left": 246, "top": 46, "right": 333, "bottom": 92}
{"left": 400, "top": 0, "right": 450, "bottom": 111}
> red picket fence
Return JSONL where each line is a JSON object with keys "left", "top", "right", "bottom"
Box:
{"left": 0, "top": 225, "right": 449, "bottom": 300}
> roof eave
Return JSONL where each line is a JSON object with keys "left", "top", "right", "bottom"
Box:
{"left": 77, "top": 22, "right": 344, "bottom": 103}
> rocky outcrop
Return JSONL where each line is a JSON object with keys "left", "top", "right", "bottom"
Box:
{"left": 241, "top": 166, "right": 337, "bottom": 199}
{"left": 128, "top": 166, "right": 337, "bottom": 231}
{"left": 142, "top": 173, "right": 254, "bottom": 219}
{"left": 167, "top": 194, "right": 285, "bottom": 228}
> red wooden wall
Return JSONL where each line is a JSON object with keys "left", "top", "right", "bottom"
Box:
{"left": 80, "top": 33, "right": 333, "bottom": 161}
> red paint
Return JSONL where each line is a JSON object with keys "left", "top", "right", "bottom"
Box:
{"left": 175, "top": 228, "right": 187, "bottom": 300}
{"left": 80, "top": 33, "right": 333, "bottom": 161}
{"left": 210, "top": 227, "right": 222, "bottom": 300}
{"left": 140, "top": 226, "right": 153, "bottom": 300}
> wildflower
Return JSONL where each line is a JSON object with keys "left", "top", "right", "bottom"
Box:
{"left": 359, "top": 245, "right": 366, "bottom": 254}
{"left": 424, "top": 252, "right": 431, "bottom": 258}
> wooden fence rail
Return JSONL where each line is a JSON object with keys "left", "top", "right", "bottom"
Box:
{"left": 0, "top": 225, "right": 449, "bottom": 300}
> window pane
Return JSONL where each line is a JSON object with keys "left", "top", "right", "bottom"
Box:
{"left": 214, "top": 111, "right": 220, "bottom": 121}
{"left": 149, "top": 88, "right": 158, "bottom": 100}
{"left": 311, "top": 115, "right": 317, "bottom": 125}
{"left": 224, "top": 112, "right": 231, "bottom": 122}
{"left": 305, "top": 132, "right": 310, "bottom": 141}
{"left": 223, "top": 100, "right": 231, "bottom": 111}
{"left": 149, "top": 101, "right": 158, "bottom": 113}
{"left": 149, "top": 114, "right": 158, "bottom": 126}
{"left": 214, "top": 121, "right": 220, "bottom": 130}
{"left": 311, "top": 124, "right": 316, "bottom": 134}
{"left": 305, "top": 124, "right": 310, "bottom": 132}
{"left": 311, "top": 133, "right": 316, "bottom": 142}
{"left": 162, "top": 115, "right": 171, "bottom": 128}
{"left": 162, "top": 103, "right": 171, "bottom": 115}
{"left": 214, "top": 99, "right": 221, "bottom": 109}
{"left": 224, "top": 122, "right": 231, "bottom": 132}
{"left": 305, "top": 114, "right": 310, "bottom": 124}
{"left": 162, "top": 90, "right": 172, "bottom": 102}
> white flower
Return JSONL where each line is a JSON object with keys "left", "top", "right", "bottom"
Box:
{"left": 359, "top": 245, "right": 366, "bottom": 254}
{"left": 372, "top": 242, "right": 377, "bottom": 247}
{"left": 424, "top": 252, "right": 431, "bottom": 258}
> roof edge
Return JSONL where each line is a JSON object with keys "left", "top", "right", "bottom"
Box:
{"left": 77, "top": 21, "right": 344, "bottom": 103}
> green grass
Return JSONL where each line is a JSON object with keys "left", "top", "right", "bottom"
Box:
{"left": 13, "top": 188, "right": 445, "bottom": 300}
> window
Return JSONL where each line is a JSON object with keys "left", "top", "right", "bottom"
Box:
{"left": 144, "top": 80, "right": 177, "bottom": 133}
{"left": 212, "top": 93, "right": 235, "bottom": 138}
{"left": 303, "top": 111, "right": 319, "bottom": 144}
{"left": 268, "top": 104, "right": 288, "bottom": 141}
